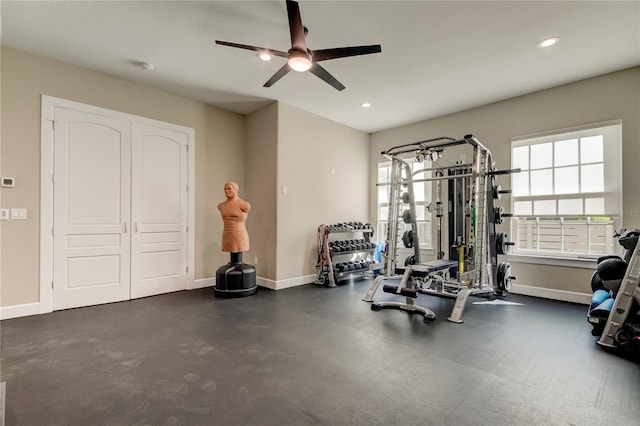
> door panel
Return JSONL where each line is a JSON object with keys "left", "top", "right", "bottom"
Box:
{"left": 66, "top": 255, "right": 121, "bottom": 288}
{"left": 130, "top": 124, "right": 188, "bottom": 298}
{"left": 53, "top": 109, "right": 131, "bottom": 310}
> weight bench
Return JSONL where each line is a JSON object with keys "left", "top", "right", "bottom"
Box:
{"left": 363, "top": 260, "right": 458, "bottom": 323}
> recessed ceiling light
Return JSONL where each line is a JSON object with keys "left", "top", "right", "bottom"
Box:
{"left": 361, "top": 102, "right": 372, "bottom": 108}
{"left": 258, "top": 52, "right": 272, "bottom": 61}
{"left": 538, "top": 37, "right": 559, "bottom": 48}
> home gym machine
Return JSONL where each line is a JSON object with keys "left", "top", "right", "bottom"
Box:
{"left": 363, "top": 134, "right": 518, "bottom": 323}
{"left": 588, "top": 229, "right": 640, "bottom": 357}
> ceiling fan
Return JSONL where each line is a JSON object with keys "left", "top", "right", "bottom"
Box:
{"left": 215, "top": 0, "right": 382, "bottom": 91}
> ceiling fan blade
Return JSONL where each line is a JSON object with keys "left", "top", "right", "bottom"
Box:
{"left": 215, "top": 40, "right": 289, "bottom": 58}
{"left": 309, "top": 63, "right": 345, "bottom": 91}
{"left": 312, "top": 45, "right": 382, "bottom": 62}
{"left": 286, "top": 0, "right": 307, "bottom": 51}
{"left": 263, "top": 63, "right": 292, "bottom": 87}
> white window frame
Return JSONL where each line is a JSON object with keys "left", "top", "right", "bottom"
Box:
{"left": 509, "top": 120, "right": 622, "bottom": 264}
{"left": 377, "top": 157, "right": 433, "bottom": 251}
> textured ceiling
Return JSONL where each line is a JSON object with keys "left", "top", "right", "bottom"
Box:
{"left": 2, "top": 1, "right": 639, "bottom": 133}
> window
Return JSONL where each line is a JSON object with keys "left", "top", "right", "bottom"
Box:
{"left": 510, "top": 121, "right": 622, "bottom": 259}
{"left": 377, "top": 157, "right": 433, "bottom": 249}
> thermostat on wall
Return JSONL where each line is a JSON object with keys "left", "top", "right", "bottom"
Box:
{"left": 1, "top": 177, "right": 15, "bottom": 187}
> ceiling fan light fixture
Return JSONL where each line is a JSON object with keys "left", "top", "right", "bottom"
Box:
{"left": 538, "top": 37, "right": 559, "bottom": 48}
{"left": 216, "top": 0, "right": 381, "bottom": 89}
{"left": 288, "top": 53, "right": 312, "bottom": 72}
{"left": 258, "top": 52, "right": 272, "bottom": 61}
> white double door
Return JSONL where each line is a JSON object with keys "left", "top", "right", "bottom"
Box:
{"left": 53, "top": 108, "right": 188, "bottom": 310}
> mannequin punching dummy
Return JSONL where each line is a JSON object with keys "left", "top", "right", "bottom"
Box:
{"left": 217, "top": 182, "right": 251, "bottom": 253}
{"left": 215, "top": 181, "right": 257, "bottom": 297}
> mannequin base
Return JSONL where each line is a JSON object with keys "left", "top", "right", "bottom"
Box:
{"left": 214, "top": 253, "right": 257, "bottom": 298}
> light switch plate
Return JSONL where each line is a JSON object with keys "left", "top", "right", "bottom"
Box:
{"left": 10, "top": 208, "right": 27, "bottom": 220}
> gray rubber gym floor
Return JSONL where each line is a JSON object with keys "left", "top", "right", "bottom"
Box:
{"left": 1, "top": 281, "right": 639, "bottom": 426}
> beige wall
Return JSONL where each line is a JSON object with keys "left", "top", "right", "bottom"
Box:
{"left": 245, "top": 102, "right": 278, "bottom": 280}
{"left": 277, "top": 103, "right": 370, "bottom": 281}
{"left": 370, "top": 67, "right": 640, "bottom": 295}
{"left": 243, "top": 102, "right": 371, "bottom": 284}
{"left": 0, "top": 47, "right": 245, "bottom": 307}
{"left": 0, "top": 47, "right": 369, "bottom": 307}
{"left": 4, "top": 45, "right": 635, "bottom": 308}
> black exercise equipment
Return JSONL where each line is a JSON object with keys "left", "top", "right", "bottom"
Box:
{"left": 365, "top": 134, "right": 519, "bottom": 324}
{"left": 495, "top": 232, "right": 515, "bottom": 255}
{"left": 215, "top": 252, "right": 257, "bottom": 298}
{"left": 491, "top": 184, "right": 512, "bottom": 200}
{"left": 493, "top": 206, "right": 513, "bottom": 225}
{"left": 597, "top": 257, "right": 627, "bottom": 283}
{"left": 402, "top": 209, "right": 412, "bottom": 224}
{"left": 402, "top": 230, "right": 414, "bottom": 248}
{"left": 382, "top": 284, "right": 418, "bottom": 298}
{"left": 404, "top": 254, "right": 416, "bottom": 266}
{"left": 496, "top": 262, "right": 514, "bottom": 292}
{"left": 590, "top": 271, "right": 605, "bottom": 292}
{"left": 587, "top": 229, "right": 640, "bottom": 357}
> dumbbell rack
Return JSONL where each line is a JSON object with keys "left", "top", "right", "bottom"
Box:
{"left": 315, "top": 223, "right": 382, "bottom": 287}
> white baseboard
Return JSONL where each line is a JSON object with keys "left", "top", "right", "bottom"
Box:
{"left": 271, "top": 274, "right": 315, "bottom": 290}
{"left": 0, "top": 302, "right": 43, "bottom": 320}
{"left": 197, "top": 274, "right": 314, "bottom": 291}
{"left": 256, "top": 277, "right": 276, "bottom": 290}
{"left": 250, "top": 275, "right": 314, "bottom": 290}
{"left": 190, "top": 277, "right": 215, "bottom": 289}
{"left": 510, "top": 283, "right": 591, "bottom": 305}
{"left": 239, "top": 275, "right": 316, "bottom": 290}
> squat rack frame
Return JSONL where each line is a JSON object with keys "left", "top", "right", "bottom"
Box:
{"left": 364, "top": 134, "right": 518, "bottom": 323}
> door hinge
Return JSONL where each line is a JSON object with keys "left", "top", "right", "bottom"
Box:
{"left": 52, "top": 227, "right": 54, "bottom": 237}
{"left": 186, "top": 225, "right": 189, "bottom": 233}
{"left": 52, "top": 174, "right": 55, "bottom": 184}
{"left": 51, "top": 120, "right": 56, "bottom": 131}
{"left": 186, "top": 266, "right": 189, "bottom": 273}
{"left": 51, "top": 280, "right": 54, "bottom": 289}
{"left": 186, "top": 145, "right": 189, "bottom": 153}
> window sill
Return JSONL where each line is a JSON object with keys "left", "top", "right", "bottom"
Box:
{"left": 505, "top": 253, "right": 598, "bottom": 269}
